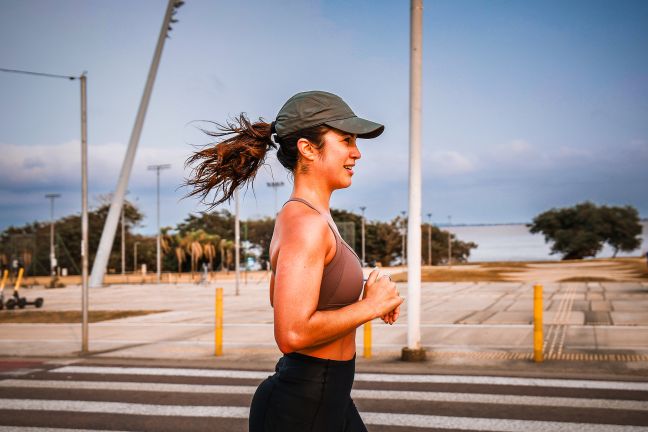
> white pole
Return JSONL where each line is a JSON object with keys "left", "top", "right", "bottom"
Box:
{"left": 121, "top": 205, "right": 126, "bottom": 275}
{"left": 235, "top": 190, "right": 240, "bottom": 296}
{"left": 80, "top": 74, "right": 89, "bottom": 353}
{"left": 45, "top": 194, "right": 61, "bottom": 277}
{"left": 405, "top": 0, "right": 424, "bottom": 359}
{"left": 148, "top": 164, "right": 170, "bottom": 283}
{"left": 360, "top": 206, "right": 366, "bottom": 266}
{"left": 89, "top": 0, "right": 179, "bottom": 287}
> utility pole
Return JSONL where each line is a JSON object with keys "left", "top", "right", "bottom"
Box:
{"left": 133, "top": 242, "right": 140, "bottom": 274}
{"left": 267, "top": 181, "right": 284, "bottom": 216}
{"left": 448, "top": 215, "right": 452, "bottom": 268}
{"left": 427, "top": 212, "right": 432, "bottom": 266}
{"left": 1, "top": 67, "right": 89, "bottom": 353}
{"left": 89, "top": 0, "right": 184, "bottom": 287}
{"left": 235, "top": 190, "right": 240, "bottom": 296}
{"left": 402, "top": 0, "right": 425, "bottom": 362}
{"left": 121, "top": 204, "right": 126, "bottom": 275}
{"left": 45, "top": 194, "right": 61, "bottom": 277}
{"left": 148, "top": 164, "right": 171, "bottom": 283}
{"left": 360, "top": 206, "right": 366, "bottom": 267}
{"left": 400, "top": 210, "right": 407, "bottom": 266}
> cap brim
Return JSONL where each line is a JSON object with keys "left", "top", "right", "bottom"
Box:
{"left": 324, "top": 117, "right": 384, "bottom": 139}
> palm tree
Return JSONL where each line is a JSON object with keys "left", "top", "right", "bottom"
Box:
{"left": 185, "top": 230, "right": 204, "bottom": 277}
{"left": 202, "top": 233, "right": 219, "bottom": 278}
{"left": 218, "top": 238, "right": 228, "bottom": 272}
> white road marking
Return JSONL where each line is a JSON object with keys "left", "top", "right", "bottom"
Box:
{"left": 362, "top": 412, "right": 647, "bottom": 432}
{"left": 1, "top": 379, "right": 645, "bottom": 411}
{"left": 0, "top": 399, "right": 644, "bottom": 432}
{"left": 50, "top": 365, "right": 648, "bottom": 391}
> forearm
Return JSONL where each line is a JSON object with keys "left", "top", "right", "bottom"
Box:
{"left": 276, "top": 299, "right": 377, "bottom": 352}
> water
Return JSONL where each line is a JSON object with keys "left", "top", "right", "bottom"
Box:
{"left": 449, "top": 220, "right": 648, "bottom": 262}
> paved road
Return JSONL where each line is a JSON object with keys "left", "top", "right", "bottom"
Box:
{"left": 0, "top": 359, "right": 646, "bottom": 431}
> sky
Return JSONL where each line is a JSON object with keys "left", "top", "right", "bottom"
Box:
{"left": 1, "top": 0, "right": 647, "bottom": 234}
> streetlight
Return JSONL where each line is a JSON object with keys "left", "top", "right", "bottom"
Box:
{"left": 2, "top": 67, "right": 89, "bottom": 352}
{"left": 359, "top": 206, "right": 366, "bottom": 266}
{"left": 45, "top": 194, "right": 61, "bottom": 277}
{"left": 267, "top": 181, "right": 285, "bottom": 216}
{"left": 400, "top": 210, "right": 407, "bottom": 266}
{"left": 120, "top": 191, "right": 130, "bottom": 275}
{"left": 148, "top": 164, "right": 171, "bottom": 283}
{"left": 447, "top": 215, "right": 452, "bottom": 268}
{"left": 427, "top": 212, "right": 432, "bottom": 266}
{"left": 133, "top": 241, "right": 140, "bottom": 274}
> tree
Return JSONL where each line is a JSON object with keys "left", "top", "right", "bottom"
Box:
{"left": 599, "top": 205, "right": 642, "bottom": 257}
{"left": 529, "top": 202, "right": 642, "bottom": 260}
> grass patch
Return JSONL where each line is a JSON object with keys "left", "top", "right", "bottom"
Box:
{"left": 559, "top": 276, "right": 616, "bottom": 282}
{"left": 0, "top": 310, "right": 168, "bottom": 323}
{"left": 392, "top": 267, "right": 522, "bottom": 282}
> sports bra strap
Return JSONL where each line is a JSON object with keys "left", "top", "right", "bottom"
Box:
{"left": 284, "top": 198, "right": 341, "bottom": 241}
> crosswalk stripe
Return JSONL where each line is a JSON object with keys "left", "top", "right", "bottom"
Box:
{"left": 2, "top": 379, "right": 646, "bottom": 411}
{"left": 361, "top": 412, "right": 647, "bottom": 432}
{"left": 51, "top": 365, "right": 648, "bottom": 391}
{"left": 0, "top": 398, "right": 644, "bottom": 432}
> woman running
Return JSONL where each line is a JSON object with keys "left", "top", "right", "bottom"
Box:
{"left": 186, "top": 90, "right": 403, "bottom": 431}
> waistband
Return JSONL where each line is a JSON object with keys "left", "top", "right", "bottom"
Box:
{"left": 285, "top": 351, "right": 356, "bottom": 366}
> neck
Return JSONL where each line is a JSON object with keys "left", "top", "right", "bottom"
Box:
{"left": 291, "top": 172, "right": 333, "bottom": 212}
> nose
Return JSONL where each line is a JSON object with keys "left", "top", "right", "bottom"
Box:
{"left": 351, "top": 143, "right": 361, "bottom": 160}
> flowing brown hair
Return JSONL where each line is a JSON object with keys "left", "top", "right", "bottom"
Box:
{"left": 184, "top": 113, "right": 328, "bottom": 209}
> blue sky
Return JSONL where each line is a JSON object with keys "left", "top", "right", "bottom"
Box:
{"left": 1, "top": 0, "right": 647, "bottom": 234}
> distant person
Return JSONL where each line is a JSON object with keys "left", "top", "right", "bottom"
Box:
{"left": 186, "top": 91, "right": 402, "bottom": 431}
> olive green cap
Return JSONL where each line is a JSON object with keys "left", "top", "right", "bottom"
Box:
{"left": 274, "top": 91, "right": 384, "bottom": 139}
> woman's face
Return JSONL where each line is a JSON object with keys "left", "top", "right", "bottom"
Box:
{"left": 317, "top": 129, "right": 361, "bottom": 190}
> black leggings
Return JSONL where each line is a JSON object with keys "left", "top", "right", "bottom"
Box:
{"left": 249, "top": 352, "right": 367, "bottom": 432}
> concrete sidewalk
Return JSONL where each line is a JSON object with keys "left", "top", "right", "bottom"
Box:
{"left": 1, "top": 279, "right": 647, "bottom": 377}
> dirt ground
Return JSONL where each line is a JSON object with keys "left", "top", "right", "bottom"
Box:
{"left": 390, "top": 257, "right": 648, "bottom": 283}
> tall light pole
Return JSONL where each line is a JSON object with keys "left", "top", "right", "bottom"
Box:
{"left": 44, "top": 194, "right": 61, "bottom": 277}
{"left": 400, "top": 210, "right": 407, "bottom": 266}
{"left": 359, "top": 206, "right": 366, "bottom": 267}
{"left": 234, "top": 190, "right": 240, "bottom": 296}
{"left": 402, "top": 0, "right": 425, "bottom": 362}
{"left": 133, "top": 241, "right": 140, "bottom": 274}
{"left": 447, "top": 215, "right": 452, "bottom": 268}
{"left": 267, "top": 181, "right": 285, "bottom": 216}
{"left": 2, "top": 67, "right": 89, "bottom": 352}
{"left": 148, "top": 164, "right": 171, "bottom": 283}
{"left": 89, "top": 0, "right": 184, "bottom": 288}
{"left": 427, "top": 212, "right": 432, "bottom": 266}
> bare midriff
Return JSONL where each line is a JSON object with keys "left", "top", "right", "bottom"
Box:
{"left": 297, "top": 329, "right": 357, "bottom": 361}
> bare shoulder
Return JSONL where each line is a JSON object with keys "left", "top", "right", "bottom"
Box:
{"left": 277, "top": 202, "right": 330, "bottom": 248}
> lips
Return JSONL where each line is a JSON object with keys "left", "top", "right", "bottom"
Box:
{"left": 344, "top": 165, "right": 355, "bottom": 175}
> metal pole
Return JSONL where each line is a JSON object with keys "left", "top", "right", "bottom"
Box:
{"left": 148, "top": 164, "right": 170, "bottom": 283}
{"left": 235, "top": 190, "right": 240, "bottom": 296}
{"left": 400, "top": 211, "right": 407, "bottom": 265}
{"left": 134, "top": 242, "right": 140, "bottom": 274}
{"left": 45, "top": 194, "right": 61, "bottom": 277}
{"left": 80, "top": 73, "right": 89, "bottom": 354}
{"left": 360, "top": 206, "right": 366, "bottom": 266}
{"left": 267, "top": 181, "right": 284, "bottom": 216}
{"left": 426, "top": 212, "right": 431, "bottom": 266}
{"left": 89, "top": 0, "right": 181, "bottom": 287}
{"left": 121, "top": 205, "right": 126, "bottom": 275}
{"left": 448, "top": 215, "right": 452, "bottom": 268}
{"left": 403, "top": 0, "right": 425, "bottom": 361}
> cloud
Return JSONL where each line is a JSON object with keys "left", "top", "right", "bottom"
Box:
{"left": 425, "top": 150, "right": 476, "bottom": 176}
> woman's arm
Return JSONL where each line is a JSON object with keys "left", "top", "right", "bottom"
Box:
{"left": 272, "top": 212, "right": 401, "bottom": 353}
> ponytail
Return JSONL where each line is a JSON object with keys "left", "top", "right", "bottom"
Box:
{"left": 184, "top": 114, "right": 275, "bottom": 208}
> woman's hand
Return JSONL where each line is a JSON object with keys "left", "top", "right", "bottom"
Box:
{"left": 363, "top": 268, "right": 403, "bottom": 321}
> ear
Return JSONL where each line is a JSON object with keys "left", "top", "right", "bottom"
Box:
{"left": 296, "top": 138, "right": 318, "bottom": 162}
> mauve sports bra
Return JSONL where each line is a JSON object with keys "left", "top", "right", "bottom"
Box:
{"left": 277, "top": 198, "right": 364, "bottom": 311}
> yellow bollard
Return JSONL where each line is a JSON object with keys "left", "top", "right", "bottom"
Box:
{"left": 14, "top": 268, "right": 24, "bottom": 292}
{"left": 215, "top": 287, "right": 223, "bottom": 356}
{"left": 0, "top": 270, "right": 8, "bottom": 290}
{"left": 363, "top": 320, "right": 372, "bottom": 359}
{"left": 533, "top": 284, "right": 544, "bottom": 363}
